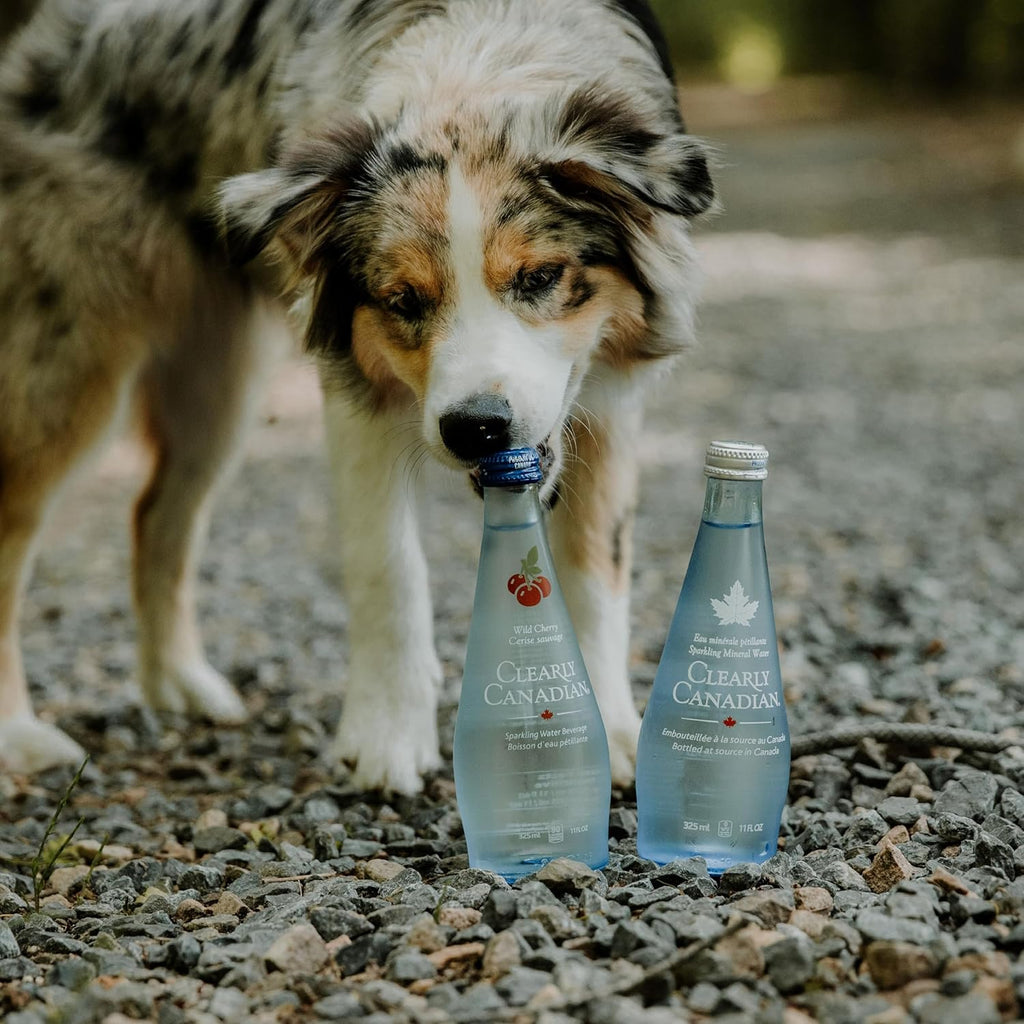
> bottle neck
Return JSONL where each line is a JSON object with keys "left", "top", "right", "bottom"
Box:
{"left": 702, "top": 476, "right": 763, "bottom": 527}
{"left": 482, "top": 483, "right": 543, "bottom": 528}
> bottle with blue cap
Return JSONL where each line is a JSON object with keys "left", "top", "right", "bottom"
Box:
{"left": 453, "top": 447, "right": 611, "bottom": 879}
{"left": 636, "top": 440, "right": 790, "bottom": 872}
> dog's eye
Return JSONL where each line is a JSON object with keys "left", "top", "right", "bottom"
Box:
{"left": 384, "top": 287, "right": 427, "bottom": 321}
{"left": 514, "top": 264, "right": 564, "bottom": 300}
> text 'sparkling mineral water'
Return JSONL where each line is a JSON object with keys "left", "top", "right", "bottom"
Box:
{"left": 636, "top": 441, "right": 790, "bottom": 873}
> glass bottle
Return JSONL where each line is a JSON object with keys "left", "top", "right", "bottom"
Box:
{"left": 636, "top": 441, "right": 790, "bottom": 872}
{"left": 453, "top": 447, "right": 611, "bottom": 879}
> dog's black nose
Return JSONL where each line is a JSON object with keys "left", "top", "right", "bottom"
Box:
{"left": 439, "top": 394, "right": 514, "bottom": 462}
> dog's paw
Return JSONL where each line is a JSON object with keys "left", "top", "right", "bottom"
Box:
{"left": 142, "top": 661, "right": 247, "bottom": 724}
{"left": 607, "top": 713, "right": 641, "bottom": 789}
{"left": 330, "top": 694, "right": 442, "bottom": 796}
{"left": 0, "top": 714, "right": 87, "bottom": 773}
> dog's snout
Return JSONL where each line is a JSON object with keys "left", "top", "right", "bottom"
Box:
{"left": 439, "top": 394, "right": 514, "bottom": 462}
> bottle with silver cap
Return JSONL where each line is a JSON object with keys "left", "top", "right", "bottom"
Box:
{"left": 636, "top": 440, "right": 790, "bottom": 872}
{"left": 453, "top": 447, "right": 611, "bottom": 879}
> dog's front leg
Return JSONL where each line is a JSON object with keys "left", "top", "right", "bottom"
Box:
{"left": 321, "top": 383, "right": 442, "bottom": 795}
{"left": 548, "top": 366, "right": 650, "bottom": 787}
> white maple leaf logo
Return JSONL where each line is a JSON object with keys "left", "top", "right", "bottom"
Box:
{"left": 710, "top": 580, "right": 759, "bottom": 626}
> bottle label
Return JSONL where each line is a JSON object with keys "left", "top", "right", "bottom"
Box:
{"left": 664, "top": 578, "right": 788, "bottom": 756}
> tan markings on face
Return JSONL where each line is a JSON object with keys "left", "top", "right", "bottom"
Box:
{"left": 350, "top": 160, "right": 457, "bottom": 405}
{"left": 350, "top": 305, "right": 439, "bottom": 406}
{"left": 366, "top": 237, "right": 447, "bottom": 309}
{"left": 482, "top": 222, "right": 567, "bottom": 295}
{"left": 587, "top": 266, "right": 648, "bottom": 369}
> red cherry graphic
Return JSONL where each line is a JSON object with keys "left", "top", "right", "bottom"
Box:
{"left": 540, "top": 709, "right": 553, "bottom": 720}
{"left": 723, "top": 716, "right": 737, "bottom": 727}
{"left": 516, "top": 582, "right": 543, "bottom": 606}
{"left": 509, "top": 547, "right": 551, "bottom": 604}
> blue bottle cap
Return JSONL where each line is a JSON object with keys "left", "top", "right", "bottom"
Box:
{"left": 477, "top": 447, "right": 543, "bottom": 486}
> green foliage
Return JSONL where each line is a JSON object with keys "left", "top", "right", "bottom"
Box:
{"left": 28, "top": 756, "right": 90, "bottom": 911}
{"left": 648, "top": 0, "right": 1024, "bottom": 92}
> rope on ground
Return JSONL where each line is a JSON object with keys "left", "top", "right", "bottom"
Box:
{"left": 790, "top": 723, "right": 1015, "bottom": 758}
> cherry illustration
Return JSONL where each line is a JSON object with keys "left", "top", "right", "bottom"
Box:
{"left": 509, "top": 546, "right": 551, "bottom": 605}
{"left": 516, "top": 582, "right": 543, "bottom": 606}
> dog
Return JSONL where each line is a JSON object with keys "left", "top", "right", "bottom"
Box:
{"left": 0, "top": 0, "right": 714, "bottom": 794}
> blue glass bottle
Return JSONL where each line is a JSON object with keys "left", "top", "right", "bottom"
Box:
{"left": 453, "top": 448, "right": 611, "bottom": 879}
{"left": 636, "top": 441, "right": 790, "bottom": 872}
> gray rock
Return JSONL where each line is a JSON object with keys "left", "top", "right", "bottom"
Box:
{"left": 193, "top": 826, "right": 249, "bottom": 854}
{"left": 0, "top": 957, "right": 34, "bottom": 982}
{"left": 309, "top": 906, "right": 373, "bottom": 942}
{"left": 385, "top": 950, "right": 437, "bottom": 983}
{"left": 842, "top": 810, "right": 888, "bottom": 851}
{"left": 688, "top": 980, "right": 721, "bottom": 1013}
{"left": 1001, "top": 788, "right": 1024, "bottom": 828}
{"left": 494, "top": 964, "right": 552, "bottom": 1006}
{"left": 979, "top": 814, "right": 1024, "bottom": 849}
{"left": 932, "top": 771, "right": 999, "bottom": 821}
{"left": 366, "top": 904, "right": 420, "bottom": 928}
{"left": 0, "top": 922, "right": 19, "bottom": 959}
{"left": 458, "top": 981, "right": 508, "bottom": 1015}
{"left": 586, "top": 996, "right": 649, "bottom": 1024}
{"left": 150, "top": 933, "right": 202, "bottom": 973}
{"left": 649, "top": 858, "right": 710, "bottom": 886}
{"left": 911, "top": 990, "right": 1001, "bottom": 1024}
{"left": 726, "top": 889, "right": 794, "bottom": 927}
{"left": 875, "top": 796, "right": 925, "bottom": 826}
{"left": 855, "top": 909, "right": 937, "bottom": 944}
{"left": 974, "top": 833, "right": 1015, "bottom": 878}
{"left": 5, "top": 1011, "right": 46, "bottom": 1024}
{"left": 47, "top": 957, "right": 97, "bottom": 991}
{"left": 208, "top": 987, "right": 251, "bottom": 1021}
{"left": 816, "top": 859, "right": 871, "bottom": 893}
{"left": 718, "top": 862, "right": 764, "bottom": 891}
{"left": 264, "top": 923, "right": 329, "bottom": 974}
{"left": 608, "top": 919, "right": 666, "bottom": 958}
{"left": 336, "top": 933, "right": 393, "bottom": 977}
{"left": 340, "top": 839, "right": 384, "bottom": 858}
{"left": 312, "top": 992, "right": 364, "bottom": 1019}
{"left": 482, "top": 888, "right": 518, "bottom": 931}
{"left": 934, "top": 813, "right": 980, "bottom": 841}
{"left": 764, "top": 936, "right": 815, "bottom": 993}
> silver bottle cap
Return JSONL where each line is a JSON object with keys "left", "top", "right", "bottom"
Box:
{"left": 704, "top": 440, "right": 769, "bottom": 480}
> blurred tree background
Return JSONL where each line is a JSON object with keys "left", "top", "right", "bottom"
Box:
{"left": 3, "top": 1, "right": 1022, "bottom": 94}
{"left": 649, "top": 0, "right": 1024, "bottom": 94}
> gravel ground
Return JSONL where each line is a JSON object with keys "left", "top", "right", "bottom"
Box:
{"left": 2, "top": 94, "right": 1024, "bottom": 1024}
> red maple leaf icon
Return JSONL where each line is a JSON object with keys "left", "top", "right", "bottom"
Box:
{"left": 540, "top": 709, "right": 553, "bottom": 720}
{"left": 723, "top": 716, "right": 737, "bottom": 727}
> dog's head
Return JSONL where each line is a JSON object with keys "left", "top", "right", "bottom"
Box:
{"left": 219, "top": 85, "right": 713, "bottom": 477}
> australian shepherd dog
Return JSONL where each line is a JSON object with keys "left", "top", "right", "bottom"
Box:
{"left": 0, "top": 0, "right": 714, "bottom": 793}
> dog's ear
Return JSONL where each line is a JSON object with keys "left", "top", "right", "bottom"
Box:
{"left": 216, "top": 120, "right": 377, "bottom": 268}
{"left": 217, "top": 168, "right": 330, "bottom": 267}
{"left": 541, "top": 87, "right": 715, "bottom": 360}
{"left": 544, "top": 87, "right": 715, "bottom": 219}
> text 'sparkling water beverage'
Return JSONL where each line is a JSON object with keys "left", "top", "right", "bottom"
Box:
{"left": 453, "top": 447, "right": 611, "bottom": 879}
